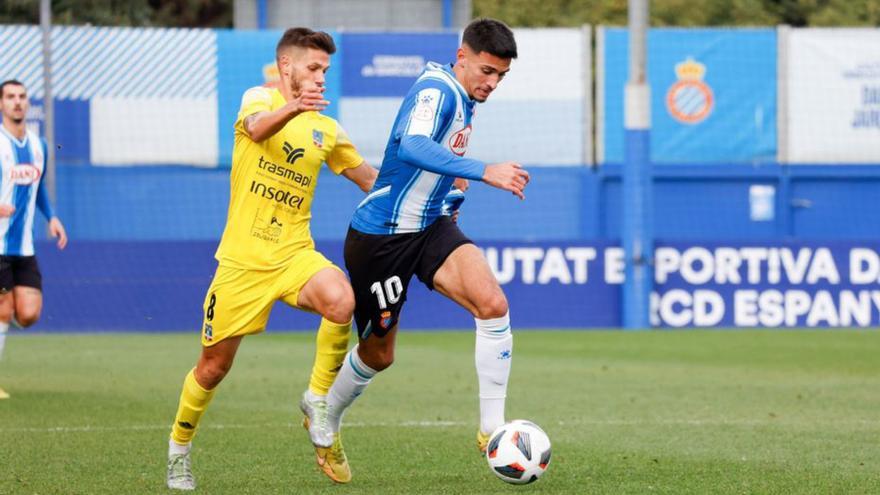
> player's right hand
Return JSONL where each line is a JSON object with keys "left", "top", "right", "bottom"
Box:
{"left": 289, "top": 86, "right": 329, "bottom": 114}
{"left": 482, "top": 162, "right": 530, "bottom": 200}
{"left": 0, "top": 204, "right": 14, "bottom": 217}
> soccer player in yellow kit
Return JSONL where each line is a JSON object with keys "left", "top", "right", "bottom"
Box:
{"left": 166, "top": 28, "right": 377, "bottom": 490}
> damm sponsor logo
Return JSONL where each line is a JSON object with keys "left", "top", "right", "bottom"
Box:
{"left": 9, "top": 164, "right": 41, "bottom": 185}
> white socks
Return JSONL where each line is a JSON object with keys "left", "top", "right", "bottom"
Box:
{"left": 304, "top": 388, "right": 325, "bottom": 402}
{"left": 168, "top": 439, "right": 191, "bottom": 456}
{"left": 326, "top": 345, "right": 377, "bottom": 433}
{"left": 0, "top": 321, "right": 8, "bottom": 361}
{"left": 321, "top": 315, "right": 512, "bottom": 437}
{"left": 475, "top": 311, "right": 512, "bottom": 435}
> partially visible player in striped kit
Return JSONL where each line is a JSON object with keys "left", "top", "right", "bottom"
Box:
{"left": 0, "top": 80, "right": 68, "bottom": 400}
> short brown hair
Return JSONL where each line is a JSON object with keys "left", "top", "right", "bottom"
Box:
{"left": 276, "top": 27, "right": 336, "bottom": 60}
{"left": 0, "top": 80, "right": 25, "bottom": 98}
{"left": 462, "top": 18, "right": 517, "bottom": 59}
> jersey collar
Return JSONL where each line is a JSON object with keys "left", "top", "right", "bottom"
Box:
{"left": 0, "top": 124, "right": 28, "bottom": 148}
{"left": 425, "top": 62, "right": 474, "bottom": 105}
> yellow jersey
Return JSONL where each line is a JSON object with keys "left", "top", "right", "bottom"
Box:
{"left": 215, "top": 86, "right": 364, "bottom": 270}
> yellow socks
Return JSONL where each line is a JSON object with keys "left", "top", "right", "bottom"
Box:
{"left": 170, "top": 368, "right": 216, "bottom": 445}
{"left": 169, "top": 318, "right": 349, "bottom": 446}
{"left": 308, "top": 318, "right": 352, "bottom": 395}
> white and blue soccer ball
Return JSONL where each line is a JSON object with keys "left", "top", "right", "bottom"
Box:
{"left": 485, "top": 419, "right": 552, "bottom": 484}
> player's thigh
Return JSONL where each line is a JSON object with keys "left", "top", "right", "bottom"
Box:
{"left": 343, "top": 227, "right": 419, "bottom": 340}
{"left": 275, "top": 249, "right": 351, "bottom": 321}
{"left": 432, "top": 243, "right": 508, "bottom": 319}
{"left": 201, "top": 266, "right": 276, "bottom": 346}
{"left": 290, "top": 265, "right": 354, "bottom": 324}
{"left": 10, "top": 257, "right": 44, "bottom": 324}
{"left": 12, "top": 286, "right": 42, "bottom": 323}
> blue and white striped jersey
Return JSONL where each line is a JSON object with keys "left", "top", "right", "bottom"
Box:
{"left": 351, "top": 62, "right": 484, "bottom": 234}
{"left": 0, "top": 127, "right": 55, "bottom": 256}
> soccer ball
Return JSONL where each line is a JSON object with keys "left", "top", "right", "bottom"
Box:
{"left": 485, "top": 419, "right": 551, "bottom": 484}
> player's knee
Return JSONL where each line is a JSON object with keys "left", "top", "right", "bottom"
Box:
{"left": 475, "top": 291, "right": 508, "bottom": 320}
{"left": 360, "top": 345, "right": 394, "bottom": 372}
{"left": 323, "top": 288, "right": 355, "bottom": 325}
{"left": 195, "top": 358, "right": 232, "bottom": 389}
{"left": 15, "top": 313, "right": 39, "bottom": 328}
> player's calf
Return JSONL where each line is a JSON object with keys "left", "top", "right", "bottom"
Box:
{"left": 356, "top": 331, "right": 396, "bottom": 372}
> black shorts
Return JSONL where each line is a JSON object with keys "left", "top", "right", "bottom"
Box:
{"left": 0, "top": 255, "right": 43, "bottom": 293}
{"left": 345, "top": 216, "right": 473, "bottom": 339}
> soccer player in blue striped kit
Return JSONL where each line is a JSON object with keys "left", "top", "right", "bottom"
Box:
{"left": 307, "top": 18, "right": 530, "bottom": 478}
{"left": 0, "top": 80, "right": 68, "bottom": 399}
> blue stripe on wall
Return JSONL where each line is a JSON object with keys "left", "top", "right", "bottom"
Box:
{"left": 46, "top": 163, "right": 880, "bottom": 243}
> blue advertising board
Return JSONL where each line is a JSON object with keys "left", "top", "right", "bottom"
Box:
{"left": 651, "top": 241, "right": 880, "bottom": 327}
{"left": 34, "top": 240, "right": 880, "bottom": 331}
{"left": 340, "top": 32, "right": 459, "bottom": 97}
{"left": 602, "top": 28, "right": 777, "bottom": 164}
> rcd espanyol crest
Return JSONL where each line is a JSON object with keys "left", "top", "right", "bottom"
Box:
{"left": 666, "top": 57, "right": 714, "bottom": 124}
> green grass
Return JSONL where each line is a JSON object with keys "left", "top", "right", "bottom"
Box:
{"left": 1, "top": 330, "right": 879, "bottom": 494}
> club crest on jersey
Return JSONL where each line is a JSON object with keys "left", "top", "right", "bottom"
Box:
{"left": 448, "top": 125, "right": 471, "bottom": 156}
{"left": 9, "top": 164, "right": 41, "bottom": 185}
{"left": 312, "top": 129, "right": 324, "bottom": 148}
{"left": 379, "top": 311, "right": 393, "bottom": 329}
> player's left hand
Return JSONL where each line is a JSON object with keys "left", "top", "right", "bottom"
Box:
{"left": 483, "top": 161, "right": 530, "bottom": 200}
{"left": 49, "top": 217, "right": 67, "bottom": 250}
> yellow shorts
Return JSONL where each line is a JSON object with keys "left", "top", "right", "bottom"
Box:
{"left": 200, "top": 249, "right": 340, "bottom": 346}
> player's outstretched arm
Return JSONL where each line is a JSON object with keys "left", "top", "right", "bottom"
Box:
{"left": 341, "top": 161, "right": 379, "bottom": 193}
{"left": 244, "top": 87, "right": 329, "bottom": 142}
{"left": 0, "top": 204, "right": 14, "bottom": 217}
{"left": 482, "top": 162, "right": 530, "bottom": 200}
{"left": 398, "top": 134, "right": 485, "bottom": 180}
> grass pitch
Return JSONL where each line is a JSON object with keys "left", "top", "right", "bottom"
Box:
{"left": 0, "top": 329, "right": 878, "bottom": 494}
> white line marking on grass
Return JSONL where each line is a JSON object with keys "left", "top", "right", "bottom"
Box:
{"left": 2, "top": 418, "right": 878, "bottom": 434}
{"left": 0, "top": 420, "right": 468, "bottom": 434}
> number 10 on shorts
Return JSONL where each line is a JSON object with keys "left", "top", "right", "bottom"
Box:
{"left": 370, "top": 276, "right": 403, "bottom": 309}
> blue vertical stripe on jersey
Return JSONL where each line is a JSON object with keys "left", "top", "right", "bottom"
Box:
{"left": 390, "top": 168, "right": 424, "bottom": 233}
{"left": 395, "top": 88, "right": 449, "bottom": 231}
{"left": 5, "top": 140, "right": 34, "bottom": 255}
{"left": 423, "top": 175, "right": 451, "bottom": 230}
